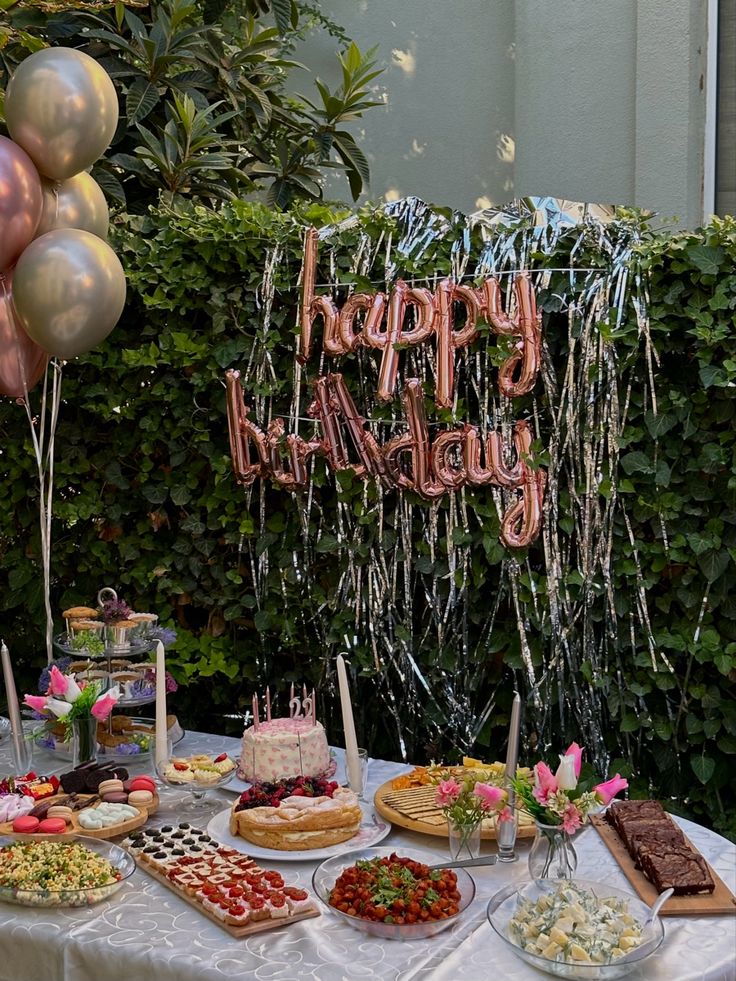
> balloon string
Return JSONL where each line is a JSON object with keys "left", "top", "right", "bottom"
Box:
{"left": 20, "top": 358, "right": 63, "bottom": 664}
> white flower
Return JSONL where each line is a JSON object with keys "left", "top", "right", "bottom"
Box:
{"left": 64, "top": 674, "right": 82, "bottom": 703}
{"left": 45, "top": 697, "right": 72, "bottom": 718}
{"left": 555, "top": 753, "right": 578, "bottom": 791}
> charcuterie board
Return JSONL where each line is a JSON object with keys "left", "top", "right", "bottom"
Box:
{"left": 373, "top": 779, "right": 535, "bottom": 839}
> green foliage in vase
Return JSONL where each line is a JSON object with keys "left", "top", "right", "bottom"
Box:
{"left": 0, "top": 203, "right": 734, "bottom": 842}
{"left": 0, "top": 0, "right": 382, "bottom": 209}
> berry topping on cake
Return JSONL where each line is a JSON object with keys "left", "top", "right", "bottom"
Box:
{"left": 234, "top": 776, "right": 340, "bottom": 812}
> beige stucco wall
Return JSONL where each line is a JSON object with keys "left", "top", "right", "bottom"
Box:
{"left": 296, "top": 0, "right": 709, "bottom": 227}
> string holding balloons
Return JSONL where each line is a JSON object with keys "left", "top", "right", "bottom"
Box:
{"left": 0, "top": 46, "right": 126, "bottom": 661}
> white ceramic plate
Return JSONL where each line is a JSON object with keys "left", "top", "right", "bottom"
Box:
{"left": 206, "top": 800, "right": 391, "bottom": 862}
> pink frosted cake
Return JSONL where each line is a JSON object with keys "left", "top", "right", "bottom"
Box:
{"left": 237, "top": 717, "right": 332, "bottom": 784}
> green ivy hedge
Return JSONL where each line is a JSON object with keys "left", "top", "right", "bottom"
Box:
{"left": 0, "top": 202, "right": 734, "bottom": 839}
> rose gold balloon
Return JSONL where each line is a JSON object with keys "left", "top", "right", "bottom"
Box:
{"left": 225, "top": 369, "right": 268, "bottom": 485}
{"left": 0, "top": 136, "right": 43, "bottom": 273}
{"left": 434, "top": 280, "right": 480, "bottom": 409}
{"left": 484, "top": 273, "right": 541, "bottom": 397}
{"left": 0, "top": 272, "right": 48, "bottom": 399}
{"left": 386, "top": 379, "right": 445, "bottom": 499}
{"left": 431, "top": 429, "right": 466, "bottom": 489}
{"left": 487, "top": 419, "right": 533, "bottom": 487}
{"left": 299, "top": 227, "right": 343, "bottom": 360}
{"left": 500, "top": 469, "right": 546, "bottom": 549}
{"left": 329, "top": 373, "right": 389, "bottom": 481}
{"left": 338, "top": 292, "right": 373, "bottom": 350}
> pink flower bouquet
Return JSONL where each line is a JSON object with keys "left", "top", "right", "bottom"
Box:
{"left": 512, "top": 742, "right": 628, "bottom": 834}
{"left": 25, "top": 665, "right": 119, "bottom": 743}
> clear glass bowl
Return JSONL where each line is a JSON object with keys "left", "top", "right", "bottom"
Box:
{"left": 487, "top": 878, "right": 665, "bottom": 980}
{"left": 312, "top": 846, "right": 476, "bottom": 940}
{"left": 0, "top": 835, "right": 136, "bottom": 908}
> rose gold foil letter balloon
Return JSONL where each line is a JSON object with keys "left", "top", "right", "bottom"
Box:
{"left": 0, "top": 273, "right": 48, "bottom": 398}
{"left": 36, "top": 173, "right": 109, "bottom": 240}
{"left": 484, "top": 273, "right": 541, "bottom": 397}
{"left": 12, "top": 229, "right": 126, "bottom": 359}
{"left": 0, "top": 136, "right": 43, "bottom": 272}
{"left": 5, "top": 48, "right": 118, "bottom": 181}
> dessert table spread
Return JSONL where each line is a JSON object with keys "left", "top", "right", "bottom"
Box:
{"left": 0, "top": 729, "right": 734, "bottom": 981}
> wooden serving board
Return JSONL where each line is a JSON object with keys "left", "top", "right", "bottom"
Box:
{"left": 137, "top": 861, "right": 320, "bottom": 938}
{"left": 373, "top": 779, "right": 536, "bottom": 840}
{"left": 0, "top": 792, "right": 159, "bottom": 841}
{"left": 591, "top": 815, "right": 736, "bottom": 916}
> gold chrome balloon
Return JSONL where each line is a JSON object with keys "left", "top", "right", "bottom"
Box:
{"left": 5, "top": 48, "right": 118, "bottom": 181}
{"left": 12, "top": 229, "right": 126, "bottom": 359}
{"left": 37, "top": 173, "right": 109, "bottom": 240}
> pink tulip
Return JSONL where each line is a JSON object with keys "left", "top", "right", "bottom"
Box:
{"left": 47, "top": 665, "right": 68, "bottom": 697}
{"left": 594, "top": 773, "right": 628, "bottom": 805}
{"left": 473, "top": 782, "right": 504, "bottom": 811}
{"left": 435, "top": 778, "right": 462, "bottom": 808}
{"left": 497, "top": 805, "right": 514, "bottom": 823}
{"left": 90, "top": 690, "right": 119, "bottom": 722}
{"left": 24, "top": 694, "right": 49, "bottom": 714}
{"left": 564, "top": 742, "right": 584, "bottom": 778}
{"left": 532, "top": 761, "right": 558, "bottom": 805}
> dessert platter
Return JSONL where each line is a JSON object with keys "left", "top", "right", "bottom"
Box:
{"left": 0, "top": 762, "right": 159, "bottom": 840}
{"left": 121, "top": 821, "right": 320, "bottom": 937}
{"left": 374, "top": 759, "right": 536, "bottom": 840}
{"left": 592, "top": 799, "right": 736, "bottom": 915}
{"left": 55, "top": 588, "right": 161, "bottom": 660}
{"left": 210, "top": 775, "right": 390, "bottom": 860}
{"left": 157, "top": 752, "right": 237, "bottom": 811}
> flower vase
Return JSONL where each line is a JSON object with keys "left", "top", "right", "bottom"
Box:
{"left": 528, "top": 821, "right": 578, "bottom": 882}
{"left": 447, "top": 814, "right": 482, "bottom": 862}
{"left": 71, "top": 716, "right": 98, "bottom": 768}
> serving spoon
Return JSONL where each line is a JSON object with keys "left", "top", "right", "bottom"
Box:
{"left": 429, "top": 854, "right": 498, "bottom": 871}
{"left": 645, "top": 887, "right": 674, "bottom": 924}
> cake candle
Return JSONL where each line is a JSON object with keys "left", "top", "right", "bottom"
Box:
{"left": 266, "top": 686, "right": 271, "bottom": 723}
{"left": 252, "top": 694, "right": 260, "bottom": 731}
{"left": 154, "top": 641, "right": 168, "bottom": 768}
{"left": 289, "top": 683, "right": 295, "bottom": 718}
{"left": 336, "top": 654, "right": 361, "bottom": 793}
{"left": 311, "top": 688, "right": 316, "bottom": 726}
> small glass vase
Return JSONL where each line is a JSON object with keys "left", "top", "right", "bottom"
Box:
{"left": 447, "top": 814, "right": 482, "bottom": 862}
{"left": 528, "top": 821, "right": 578, "bottom": 883}
{"left": 71, "top": 716, "right": 98, "bottom": 768}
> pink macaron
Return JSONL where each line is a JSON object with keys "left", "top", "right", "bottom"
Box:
{"left": 12, "top": 815, "right": 40, "bottom": 834}
{"left": 38, "top": 817, "right": 67, "bottom": 835}
{"left": 128, "top": 776, "right": 156, "bottom": 793}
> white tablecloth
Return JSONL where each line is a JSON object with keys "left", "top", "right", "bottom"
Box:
{"left": 1, "top": 729, "right": 734, "bottom": 981}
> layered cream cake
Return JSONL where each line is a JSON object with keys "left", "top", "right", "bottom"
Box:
{"left": 237, "top": 717, "right": 331, "bottom": 784}
{"left": 229, "top": 787, "right": 361, "bottom": 850}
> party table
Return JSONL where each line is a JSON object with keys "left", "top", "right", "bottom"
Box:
{"left": 0, "top": 729, "right": 734, "bottom": 981}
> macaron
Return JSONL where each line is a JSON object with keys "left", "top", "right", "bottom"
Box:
{"left": 38, "top": 817, "right": 67, "bottom": 835}
{"left": 98, "top": 779, "right": 124, "bottom": 795}
{"left": 127, "top": 789, "right": 154, "bottom": 807}
{"left": 102, "top": 792, "right": 128, "bottom": 804}
{"left": 47, "top": 806, "right": 73, "bottom": 824}
{"left": 128, "top": 776, "right": 156, "bottom": 793}
{"left": 12, "top": 815, "right": 40, "bottom": 834}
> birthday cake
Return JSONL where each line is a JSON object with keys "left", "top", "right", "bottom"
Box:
{"left": 237, "top": 717, "right": 332, "bottom": 784}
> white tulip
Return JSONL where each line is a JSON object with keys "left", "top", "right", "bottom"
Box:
{"left": 555, "top": 753, "right": 578, "bottom": 791}
{"left": 45, "top": 697, "right": 72, "bottom": 718}
{"left": 64, "top": 674, "right": 82, "bottom": 702}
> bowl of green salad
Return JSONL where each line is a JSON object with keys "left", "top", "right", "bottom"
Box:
{"left": 487, "top": 878, "right": 664, "bottom": 979}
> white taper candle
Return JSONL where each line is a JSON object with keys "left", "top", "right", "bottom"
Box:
{"left": 336, "top": 654, "right": 361, "bottom": 792}
{"left": 154, "top": 641, "right": 168, "bottom": 768}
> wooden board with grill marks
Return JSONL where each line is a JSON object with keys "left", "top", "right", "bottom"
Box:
{"left": 374, "top": 780, "right": 536, "bottom": 839}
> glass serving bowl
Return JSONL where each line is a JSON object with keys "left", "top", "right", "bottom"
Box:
{"left": 0, "top": 835, "right": 136, "bottom": 908}
{"left": 487, "top": 878, "right": 665, "bottom": 980}
{"left": 156, "top": 755, "right": 236, "bottom": 811}
{"left": 312, "top": 846, "right": 476, "bottom": 941}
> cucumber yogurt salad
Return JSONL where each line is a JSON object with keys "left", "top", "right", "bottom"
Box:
{"left": 508, "top": 882, "right": 644, "bottom": 965}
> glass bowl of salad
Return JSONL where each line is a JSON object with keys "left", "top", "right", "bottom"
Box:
{"left": 0, "top": 835, "right": 136, "bottom": 908}
{"left": 487, "top": 878, "right": 665, "bottom": 979}
{"left": 312, "top": 846, "right": 476, "bottom": 940}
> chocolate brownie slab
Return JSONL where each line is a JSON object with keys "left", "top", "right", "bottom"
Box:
{"left": 639, "top": 846, "right": 715, "bottom": 895}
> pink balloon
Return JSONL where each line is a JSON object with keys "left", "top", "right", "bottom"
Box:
{"left": 0, "top": 271, "right": 48, "bottom": 399}
{"left": 0, "top": 136, "right": 43, "bottom": 272}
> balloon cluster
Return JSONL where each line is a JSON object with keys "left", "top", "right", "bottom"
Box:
{"left": 0, "top": 48, "right": 126, "bottom": 397}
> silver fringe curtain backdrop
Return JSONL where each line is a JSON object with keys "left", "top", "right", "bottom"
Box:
{"left": 231, "top": 197, "right": 662, "bottom": 769}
